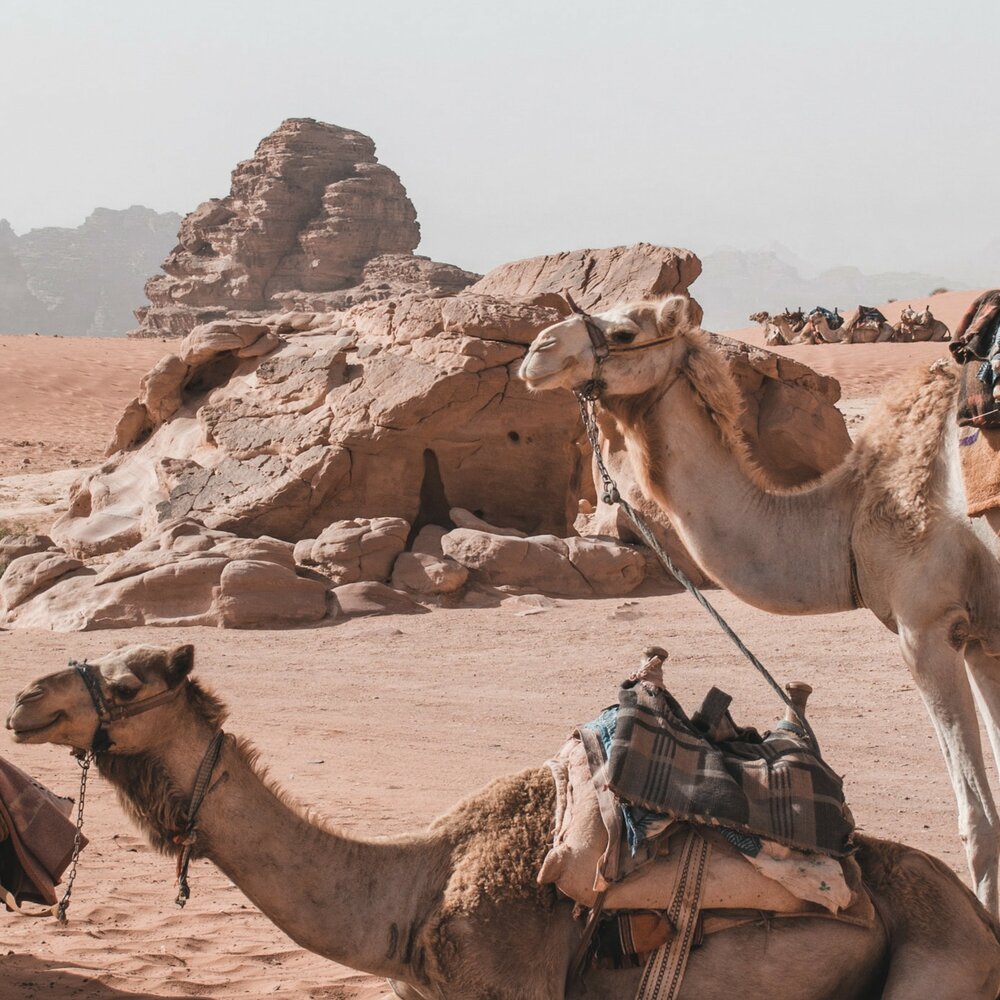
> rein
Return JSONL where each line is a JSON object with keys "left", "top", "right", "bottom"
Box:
{"left": 56, "top": 659, "right": 225, "bottom": 920}
{"left": 566, "top": 297, "right": 824, "bottom": 751}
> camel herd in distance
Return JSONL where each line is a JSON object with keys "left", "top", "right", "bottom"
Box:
{"left": 751, "top": 303, "right": 951, "bottom": 346}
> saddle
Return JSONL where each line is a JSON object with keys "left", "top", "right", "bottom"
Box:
{"left": 810, "top": 306, "right": 843, "bottom": 330}
{"left": 540, "top": 659, "right": 873, "bottom": 996}
{"left": 855, "top": 305, "right": 887, "bottom": 328}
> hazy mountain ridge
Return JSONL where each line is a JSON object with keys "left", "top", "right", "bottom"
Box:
{"left": 697, "top": 248, "right": 965, "bottom": 330}
{"left": 0, "top": 206, "right": 181, "bottom": 336}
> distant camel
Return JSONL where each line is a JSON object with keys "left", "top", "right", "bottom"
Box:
{"left": 521, "top": 295, "right": 1000, "bottom": 915}
{"left": 6, "top": 643, "right": 1000, "bottom": 998}
{"left": 897, "top": 304, "right": 951, "bottom": 343}
{"left": 843, "top": 305, "right": 896, "bottom": 343}
{"left": 749, "top": 308, "right": 808, "bottom": 345}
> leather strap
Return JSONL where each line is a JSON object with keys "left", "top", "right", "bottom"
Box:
{"left": 635, "top": 828, "right": 711, "bottom": 1000}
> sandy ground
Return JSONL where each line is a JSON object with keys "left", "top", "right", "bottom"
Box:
{"left": 0, "top": 295, "right": 995, "bottom": 997}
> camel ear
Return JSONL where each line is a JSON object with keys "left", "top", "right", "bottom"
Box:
{"left": 656, "top": 296, "right": 698, "bottom": 337}
{"left": 166, "top": 644, "right": 195, "bottom": 684}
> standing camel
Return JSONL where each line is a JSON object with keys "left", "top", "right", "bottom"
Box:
{"left": 6, "top": 643, "right": 1000, "bottom": 998}
{"left": 520, "top": 295, "right": 1000, "bottom": 915}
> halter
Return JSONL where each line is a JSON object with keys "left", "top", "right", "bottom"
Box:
{"left": 56, "top": 659, "right": 224, "bottom": 919}
{"left": 562, "top": 291, "right": 677, "bottom": 401}
{"left": 71, "top": 658, "right": 186, "bottom": 753}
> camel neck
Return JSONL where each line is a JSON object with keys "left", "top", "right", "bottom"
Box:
{"left": 610, "top": 376, "right": 858, "bottom": 614}
{"left": 105, "top": 720, "right": 451, "bottom": 985}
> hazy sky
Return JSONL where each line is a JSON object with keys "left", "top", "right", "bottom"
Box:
{"left": 3, "top": 0, "right": 999, "bottom": 279}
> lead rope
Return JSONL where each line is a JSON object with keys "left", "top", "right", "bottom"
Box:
{"left": 576, "top": 392, "right": 822, "bottom": 753}
{"left": 56, "top": 750, "right": 93, "bottom": 922}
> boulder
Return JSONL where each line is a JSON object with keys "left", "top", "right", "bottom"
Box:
{"left": 0, "top": 534, "right": 55, "bottom": 571}
{"left": 449, "top": 507, "right": 526, "bottom": 537}
{"left": 294, "top": 517, "right": 410, "bottom": 585}
{"left": 441, "top": 528, "right": 644, "bottom": 597}
{"left": 1, "top": 551, "right": 84, "bottom": 611}
{"left": 331, "top": 582, "right": 428, "bottom": 618}
{"left": 391, "top": 551, "right": 468, "bottom": 595}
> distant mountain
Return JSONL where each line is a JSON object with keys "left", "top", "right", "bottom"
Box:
{"left": 695, "top": 249, "right": 964, "bottom": 331}
{"left": 0, "top": 206, "right": 181, "bottom": 336}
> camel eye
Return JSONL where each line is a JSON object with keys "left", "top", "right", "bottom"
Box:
{"left": 611, "top": 330, "right": 637, "bottom": 345}
{"left": 112, "top": 683, "right": 138, "bottom": 701}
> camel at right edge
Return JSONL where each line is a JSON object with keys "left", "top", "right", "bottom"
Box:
{"left": 520, "top": 295, "right": 1000, "bottom": 916}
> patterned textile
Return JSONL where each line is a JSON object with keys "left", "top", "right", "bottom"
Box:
{"left": 590, "top": 679, "right": 854, "bottom": 857}
{"left": 810, "top": 306, "right": 843, "bottom": 330}
{"left": 950, "top": 291, "right": 1000, "bottom": 428}
{"left": 855, "top": 305, "right": 887, "bottom": 326}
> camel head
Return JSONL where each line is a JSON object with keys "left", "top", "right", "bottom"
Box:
{"left": 749, "top": 310, "right": 770, "bottom": 324}
{"left": 519, "top": 295, "right": 700, "bottom": 396}
{"left": 6, "top": 644, "right": 202, "bottom": 754}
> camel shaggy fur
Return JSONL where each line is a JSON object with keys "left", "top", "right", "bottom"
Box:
{"left": 521, "top": 296, "right": 1000, "bottom": 915}
{"left": 7, "top": 643, "right": 1000, "bottom": 998}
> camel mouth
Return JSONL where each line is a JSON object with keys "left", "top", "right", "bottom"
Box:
{"left": 519, "top": 358, "right": 578, "bottom": 392}
{"left": 7, "top": 713, "right": 63, "bottom": 742}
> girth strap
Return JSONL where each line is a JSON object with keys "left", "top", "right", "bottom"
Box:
{"left": 635, "top": 828, "right": 711, "bottom": 1000}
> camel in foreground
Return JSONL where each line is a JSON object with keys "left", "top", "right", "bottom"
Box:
{"left": 7, "top": 644, "right": 1000, "bottom": 998}
{"left": 520, "top": 296, "right": 1000, "bottom": 914}
{"left": 896, "top": 304, "right": 951, "bottom": 342}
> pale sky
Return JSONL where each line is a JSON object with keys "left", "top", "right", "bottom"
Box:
{"left": 3, "top": 0, "right": 999, "bottom": 280}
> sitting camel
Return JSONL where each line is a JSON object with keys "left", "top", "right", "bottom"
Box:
{"left": 801, "top": 307, "right": 846, "bottom": 344}
{"left": 842, "top": 306, "right": 896, "bottom": 343}
{"left": 897, "top": 304, "right": 951, "bottom": 343}
{"left": 6, "top": 643, "right": 1000, "bottom": 998}
{"left": 749, "top": 308, "right": 807, "bottom": 346}
{"left": 521, "top": 296, "right": 1000, "bottom": 915}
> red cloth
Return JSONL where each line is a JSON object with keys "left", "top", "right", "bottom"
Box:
{"left": 0, "top": 756, "right": 86, "bottom": 907}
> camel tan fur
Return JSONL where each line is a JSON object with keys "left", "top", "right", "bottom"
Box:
{"left": 897, "top": 304, "right": 951, "bottom": 343}
{"left": 521, "top": 296, "right": 1000, "bottom": 915}
{"left": 7, "top": 643, "right": 1000, "bottom": 998}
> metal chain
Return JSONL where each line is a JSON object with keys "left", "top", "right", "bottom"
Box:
{"left": 56, "top": 750, "right": 93, "bottom": 922}
{"left": 577, "top": 394, "right": 821, "bottom": 753}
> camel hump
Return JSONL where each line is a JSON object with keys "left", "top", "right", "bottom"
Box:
{"left": 855, "top": 835, "right": 1000, "bottom": 988}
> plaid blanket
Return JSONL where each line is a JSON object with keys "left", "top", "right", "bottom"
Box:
{"left": 586, "top": 680, "right": 854, "bottom": 857}
{"left": 950, "top": 291, "right": 1000, "bottom": 428}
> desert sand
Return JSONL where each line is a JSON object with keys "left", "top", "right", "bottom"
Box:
{"left": 0, "top": 298, "right": 994, "bottom": 998}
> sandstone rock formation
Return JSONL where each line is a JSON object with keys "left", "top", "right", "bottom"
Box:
{"left": 470, "top": 243, "right": 702, "bottom": 313}
{"left": 130, "top": 118, "right": 480, "bottom": 339}
{"left": 0, "top": 120, "right": 855, "bottom": 632}
{"left": 0, "top": 208, "right": 181, "bottom": 336}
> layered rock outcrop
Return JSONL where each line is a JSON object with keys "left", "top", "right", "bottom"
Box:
{"left": 129, "top": 118, "right": 479, "bottom": 339}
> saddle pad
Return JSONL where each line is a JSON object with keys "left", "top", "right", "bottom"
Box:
{"left": 539, "top": 737, "right": 855, "bottom": 915}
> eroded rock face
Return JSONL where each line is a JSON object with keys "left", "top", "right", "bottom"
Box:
{"left": 130, "top": 119, "right": 440, "bottom": 340}
{"left": 294, "top": 517, "right": 410, "bottom": 585}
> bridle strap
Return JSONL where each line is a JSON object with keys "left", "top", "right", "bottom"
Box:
{"left": 562, "top": 290, "right": 676, "bottom": 401}
{"left": 70, "top": 659, "right": 186, "bottom": 753}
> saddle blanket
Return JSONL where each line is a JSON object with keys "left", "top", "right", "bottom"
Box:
{"left": 539, "top": 736, "right": 868, "bottom": 922}
{"left": 585, "top": 679, "right": 854, "bottom": 858}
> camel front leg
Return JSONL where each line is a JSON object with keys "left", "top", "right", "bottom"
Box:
{"left": 898, "top": 625, "right": 1000, "bottom": 915}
